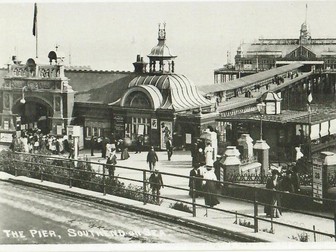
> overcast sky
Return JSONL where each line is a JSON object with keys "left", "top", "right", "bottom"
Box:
{"left": 1, "top": 1, "right": 336, "bottom": 86}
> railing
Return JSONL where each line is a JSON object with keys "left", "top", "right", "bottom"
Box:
{"left": 0, "top": 151, "right": 335, "bottom": 242}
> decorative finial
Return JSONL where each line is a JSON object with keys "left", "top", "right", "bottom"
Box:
{"left": 55, "top": 44, "right": 60, "bottom": 51}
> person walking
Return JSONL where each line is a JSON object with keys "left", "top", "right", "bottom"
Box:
{"left": 149, "top": 169, "right": 164, "bottom": 204}
{"left": 106, "top": 149, "right": 117, "bottom": 179}
{"left": 203, "top": 165, "right": 220, "bottom": 208}
{"left": 135, "top": 135, "right": 143, "bottom": 154}
{"left": 147, "top": 146, "right": 158, "bottom": 171}
{"left": 90, "top": 135, "right": 95, "bottom": 156}
{"left": 101, "top": 137, "right": 107, "bottom": 158}
{"left": 68, "top": 136, "right": 74, "bottom": 159}
{"left": 166, "top": 137, "right": 173, "bottom": 161}
{"left": 264, "top": 169, "right": 282, "bottom": 218}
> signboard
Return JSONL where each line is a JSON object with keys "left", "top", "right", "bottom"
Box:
{"left": 113, "top": 115, "right": 125, "bottom": 136}
{"left": 0, "top": 133, "right": 13, "bottom": 143}
{"left": 67, "top": 125, "right": 84, "bottom": 150}
{"left": 312, "top": 160, "right": 323, "bottom": 204}
{"left": 185, "top": 133, "right": 192, "bottom": 144}
{"left": 3, "top": 121, "right": 9, "bottom": 130}
{"left": 266, "top": 102, "right": 276, "bottom": 115}
{"left": 56, "top": 125, "right": 63, "bottom": 135}
{"left": 138, "top": 124, "right": 145, "bottom": 135}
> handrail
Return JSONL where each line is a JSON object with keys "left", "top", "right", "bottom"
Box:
{"left": 1, "top": 151, "right": 335, "bottom": 241}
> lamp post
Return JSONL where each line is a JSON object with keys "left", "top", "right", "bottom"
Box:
{"left": 20, "top": 86, "right": 29, "bottom": 104}
{"left": 257, "top": 102, "right": 266, "bottom": 140}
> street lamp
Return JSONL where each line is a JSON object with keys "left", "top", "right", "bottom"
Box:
{"left": 257, "top": 102, "right": 266, "bottom": 140}
{"left": 20, "top": 86, "right": 29, "bottom": 104}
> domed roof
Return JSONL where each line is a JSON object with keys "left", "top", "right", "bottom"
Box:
{"left": 147, "top": 24, "right": 176, "bottom": 59}
{"left": 148, "top": 41, "right": 176, "bottom": 58}
{"left": 128, "top": 73, "right": 212, "bottom": 111}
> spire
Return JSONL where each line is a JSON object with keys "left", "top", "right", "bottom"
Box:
{"left": 158, "top": 22, "right": 166, "bottom": 41}
{"left": 305, "top": 3, "right": 308, "bottom": 24}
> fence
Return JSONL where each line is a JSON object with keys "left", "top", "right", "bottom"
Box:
{"left": 0, "top": 150, "right": 335, "bottom": 242}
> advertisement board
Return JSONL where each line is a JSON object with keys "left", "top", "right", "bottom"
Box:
{"left": 312, "top": 160, "right": 323, "bottom": 204}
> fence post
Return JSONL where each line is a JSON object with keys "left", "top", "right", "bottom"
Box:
{"left": 14, "top": 160, "right": 17, "bottom": 177}
{"left": 313, "top": 225, "right": 316, "bottom": 242}
{"left": 69, "top": 166, "right": 72, "bottom": 188}
{"left": 102, "top": 163, "right": 106, "bottom": 196}
{"left": 254, "top": 188, "right": 259, "bottom": 233}
{"left": 143, "top": 170, "right": 147, "bottom": 205}
{"left": 40, "top": 164, "right": 43, "bottom": 183}
{"left": 334, "top": 211, "right": 336, "bottom": 241}
{"left": 192, "top": 178, "right": 196, "bottom": 217}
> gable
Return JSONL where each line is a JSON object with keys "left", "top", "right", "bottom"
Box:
{"left": 285, "top": 46, "right": 316, "bottom": 60}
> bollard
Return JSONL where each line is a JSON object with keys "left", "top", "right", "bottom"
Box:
{"left": 192, "top": 178, "right": 196, "bottom": 217}
{"left": 143, "top": 170, "right": 147, "bottom": 205}
{"left": 254, "top": 189, "right": 258, "bottom": 233}
{"left": 102, "top": 163, "right": 106, "bottom": 196}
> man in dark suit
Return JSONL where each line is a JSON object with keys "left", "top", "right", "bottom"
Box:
{"left": 149, "top": 169, "right": 164, "bottom": 204}
{"left": 189, "top": 165, "right": 200, "bottom": 198}
{"left": 166, "top": 137, "right": 173, "bottom": 161}
{"left": 147, "top": 146, "right": 158, "bottom": 171}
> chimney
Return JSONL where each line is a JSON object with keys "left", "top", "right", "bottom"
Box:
{"left": 133, "top": 54, "right": 148, "bottom": 73}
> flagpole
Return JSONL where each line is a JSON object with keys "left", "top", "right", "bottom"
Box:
{"left": 36, "top": 23, "right": 38, "bottom": 58}
{"left": 33, "top": 3, "right": 38, "bottom": 58}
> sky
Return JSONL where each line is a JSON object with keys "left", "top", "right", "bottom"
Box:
{"left": 1, "top": 1, "right": 336, "bottom": 86}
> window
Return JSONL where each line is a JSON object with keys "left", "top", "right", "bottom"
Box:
{"left": 85, "top": 126, "right": 91, "bottom": 137}
{"left": 131, "top": 117, "right": 150, "bottom": 141}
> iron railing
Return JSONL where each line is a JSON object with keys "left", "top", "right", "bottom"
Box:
{"left": 0, "top": 151, "right": 335, "bottom": 242}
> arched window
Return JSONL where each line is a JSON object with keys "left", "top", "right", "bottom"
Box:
{"left": 124, "top": 91, "right": 151, "bottom": 109}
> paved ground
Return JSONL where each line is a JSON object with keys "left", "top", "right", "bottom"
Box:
{"left": 76, "top": 148, "right": 335, "bottom": 242}
{"left": 1, "top": 147, "right": 335, "bottom": 243}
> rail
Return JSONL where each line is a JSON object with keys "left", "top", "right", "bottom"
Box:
{"left": 0, "top": 151, "right": 335, "bottom": 242}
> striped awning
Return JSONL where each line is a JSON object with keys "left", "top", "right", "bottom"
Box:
{"left": 129, "top": 74, "right": 213, "bottom": 111}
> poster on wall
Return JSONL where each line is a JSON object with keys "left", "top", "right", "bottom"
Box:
{"left": 138, "top": 124, "right": 145, "bottom": 135}
{"left": 151, "top": 119, "right": 158, "bottom": 129}
{"left": 160, "top": 121, "right": 172, "bottom": 150}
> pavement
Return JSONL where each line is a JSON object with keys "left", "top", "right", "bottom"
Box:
{"left": 1, "top": 148, "right": 336, "bottom": 244}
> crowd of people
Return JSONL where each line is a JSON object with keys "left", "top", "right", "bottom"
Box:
{"left": 9, "top": 128, "right": 75, "bottom": 156}
{"left": 9, "top": 128, "right": 303, "bottom": 214}
{"left": 264, "top": 166, "right": 301, "bottom": 218}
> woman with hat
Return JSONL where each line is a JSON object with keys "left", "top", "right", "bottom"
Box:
{"left": 264, "top": 169, "right": 282, "bottom": 218}
{"left": 202, "top": 165, "right": 220, "bottom": 208}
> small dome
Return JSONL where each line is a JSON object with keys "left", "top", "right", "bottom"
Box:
{"left": 148, "top": 43, "right": 175, "bottom": 58}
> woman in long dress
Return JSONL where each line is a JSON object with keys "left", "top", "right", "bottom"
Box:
{"left": 203, "top": 165, "right": 220, "bottom": 207}
{"left": 204, "top": 142, "right": 214, "bottom": 166}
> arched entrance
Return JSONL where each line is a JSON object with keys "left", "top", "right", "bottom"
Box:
{"left": 12, "top": 97, "right": 53, "bottom": 135}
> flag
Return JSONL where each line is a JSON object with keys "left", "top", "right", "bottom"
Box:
{"left": 32, "top": 3, "right": 37, "bottom": 36}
